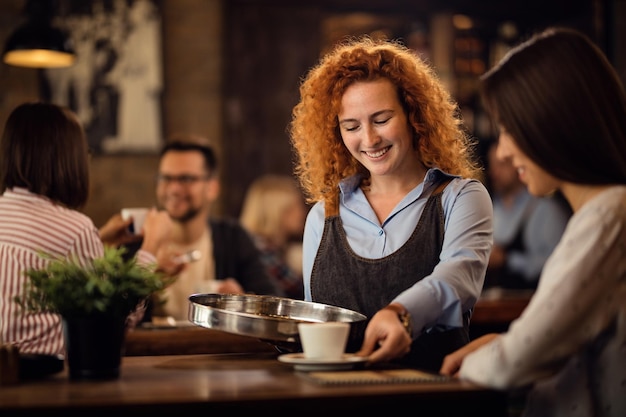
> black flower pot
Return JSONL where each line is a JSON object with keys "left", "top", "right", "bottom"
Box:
{"left": 62, "top": 316, "right": 127, "bottom": 381}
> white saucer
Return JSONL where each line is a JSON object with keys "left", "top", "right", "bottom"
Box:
{"left": 278, "top": 353, "right": 368, "bottom": 371}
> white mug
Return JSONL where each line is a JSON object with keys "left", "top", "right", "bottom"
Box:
{"left": 196, "top": 279, "right": 224, "bottom": 294}
{"left": 121, "top": 208, "right": 149, "bottom": 235}
{"left": 297, "top": 321, "right": 350, "bottom": 360}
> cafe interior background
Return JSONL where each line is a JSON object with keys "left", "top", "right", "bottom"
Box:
{"left": 0, "top": 0, "right": 624, "bottom": 228}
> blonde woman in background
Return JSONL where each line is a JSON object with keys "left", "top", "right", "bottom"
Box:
{"left": 240, "top": 175, "right": 307, "bottom": 299}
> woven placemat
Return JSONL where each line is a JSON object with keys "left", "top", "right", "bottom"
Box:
{"left": 301, "top": 368, "right": 450, "bottom": 385}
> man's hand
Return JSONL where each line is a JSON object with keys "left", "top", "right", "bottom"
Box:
{"left": 140, "top": 208, "right": 175, "bottom": 255}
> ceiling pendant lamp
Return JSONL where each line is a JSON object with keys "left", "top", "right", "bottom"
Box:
{"left": 2, "top": 0, "right": 75, "bottom": 69}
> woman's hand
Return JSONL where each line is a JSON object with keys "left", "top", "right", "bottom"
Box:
{"left": 439, "top": 333, "right": 500, "bottom": 377}
{"left": 356, "top": 305, "right": 412, "bottom": 363}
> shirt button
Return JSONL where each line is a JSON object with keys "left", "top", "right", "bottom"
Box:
{"left": 378, "top": 229, "right": 384, "bottom": 236}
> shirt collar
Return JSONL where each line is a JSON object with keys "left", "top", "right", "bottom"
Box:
{"left": 338, "top": 167, "right": 457, "bottom": 198}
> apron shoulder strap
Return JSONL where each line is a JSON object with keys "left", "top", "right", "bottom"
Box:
{"left": 432, "top": 178, "right": 453, "bottom": 195}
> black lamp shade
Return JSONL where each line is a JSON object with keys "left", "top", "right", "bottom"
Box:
{"left": 3, "top": 21, "right": 75, "bottom": 68}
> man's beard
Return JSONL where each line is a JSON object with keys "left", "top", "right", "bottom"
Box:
{"left": 170, "top": 206, "right": 202, "bottom": 223}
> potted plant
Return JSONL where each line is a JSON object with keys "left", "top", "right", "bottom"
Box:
{"left": 15, "top": 246, "right": 169, "bottom": 380}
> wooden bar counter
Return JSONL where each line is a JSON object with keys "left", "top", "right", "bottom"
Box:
{"left": 124, "top": 324, "right": 278, "bottom": 356}
{"left": 0, "top": 352, "right": 507, "bottom": 416}
{"left": 127, "top": 288, "right": 532, "bottom": 355}
{"left": 470, "top": 288, "right": 533, "bottom": 339}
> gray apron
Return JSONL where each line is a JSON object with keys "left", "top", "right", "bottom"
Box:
{"left": 311, "top": 179, "right": 470, "bottom": 371}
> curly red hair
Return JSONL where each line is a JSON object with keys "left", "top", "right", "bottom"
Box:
{"left": 289, "top": 37, "right": 481, "bottom": 206}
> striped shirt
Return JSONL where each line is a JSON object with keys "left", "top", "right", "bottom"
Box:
{"left": 0, "top": 188, "right": 154, "bottom": 355}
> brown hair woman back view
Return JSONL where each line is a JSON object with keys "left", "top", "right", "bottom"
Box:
{"left": 0, "top": 102, "right": 90, "bottom": 208}
{"left": 0, "top": 102, "right": 173, "bottom": 355}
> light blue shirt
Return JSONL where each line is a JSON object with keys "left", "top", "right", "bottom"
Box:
{"left": 303, "top": 168, "right": 493, "bottom": 336}
{"left": 493, "top": 188, "right": 570, "bottom": 282}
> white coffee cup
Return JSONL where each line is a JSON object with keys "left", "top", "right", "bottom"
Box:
{"left": 121, "top": 208, "right": 149, "bottom": 234}
{"left": 297, "top": 321, "right": 350, "bottom": 360}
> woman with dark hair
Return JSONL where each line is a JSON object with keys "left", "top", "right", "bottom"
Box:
{"left": 0, "top": 102, "right": 174, "bottom": 355}
{"left": 289, "top": 37, "right": 493, "bottom": 371}
{"left": 440, "top": 28, "right": 626, "bottom": 417}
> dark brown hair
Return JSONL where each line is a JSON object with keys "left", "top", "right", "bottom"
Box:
{"left": 0, "top": 102, "right": 90, "bottom": 208}
{"left": 159, "top": 136, "right": 218, "bottom": 175}
{"left": 480, "top": 27, "right": 626, "bottom": 184}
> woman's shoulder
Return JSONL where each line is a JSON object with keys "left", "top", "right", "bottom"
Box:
{"left": 305, "top": 201, "right": 325, "bottom": 221}
{"left": 50, "top": 206, "right": 98, "bottom": 241}
{"left": 598, "top": 185, "right": 626, "bottom": 202}
{"left": 427, "top": 168, "right": 487, "bottom": 192}
{"left": 439, "top": 176, "right": 492, "bottom": 219}
{"left": 302, "top": 201, "right": 327, "bottom": 235}
{"left": 5, "top": 187, "right": 95, "bottom": 229}
{"left": 581, "top": 185, "right": 626, "bottom": 221}
{"left": 443, "top": 176, "right": 490, "bottom": 199}
{"left": 1, "top": 189, "right": 98, "bottom": 253}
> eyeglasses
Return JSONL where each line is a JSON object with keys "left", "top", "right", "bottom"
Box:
{"left": 156, "top": 174, "right": 210, "bottom": 185}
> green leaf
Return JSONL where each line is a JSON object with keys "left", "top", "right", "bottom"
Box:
{"left": 15, "top": 246, "right": 169, "bottom": 318}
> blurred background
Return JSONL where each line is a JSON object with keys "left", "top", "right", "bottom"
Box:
{"left": 1, "top": 0, "right": 623, "bottom": 227}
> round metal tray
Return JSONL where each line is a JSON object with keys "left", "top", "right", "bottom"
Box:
{"left": 188, "top": 293, "right": 367, "bottom": 351}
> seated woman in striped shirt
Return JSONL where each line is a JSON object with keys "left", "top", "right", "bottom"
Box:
{"left": 0, "top": 102, "right": 177, "bottom": 356}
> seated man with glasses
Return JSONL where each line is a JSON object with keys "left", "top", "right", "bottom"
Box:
{"left": 129, "top": 135, "right": 285, "bottom": 321}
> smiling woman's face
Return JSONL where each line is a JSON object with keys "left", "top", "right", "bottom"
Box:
{"left": 496, "top": 129, "right": 560, "bottom": 197}
{"left": 338, "top": 78, "right": 421, "bottom": 179}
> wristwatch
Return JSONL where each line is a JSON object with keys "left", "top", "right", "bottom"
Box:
{"left": 398, "top": 310, "right": 413, "bottom": 338}
{"left": 385, "top": 304, "right": 412, "bottom": 338}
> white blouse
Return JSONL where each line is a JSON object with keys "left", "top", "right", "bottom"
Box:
{"left": 460, "top": 186, "right": 626, "bottom": 417}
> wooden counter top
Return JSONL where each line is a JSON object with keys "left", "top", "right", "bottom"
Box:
{"left": 470, "top": 288, "right": 533, "bottom": 338}
{"left": 124, "top": 324, "right": 278, "bottom": 356}
{"left": 472, "top": 291, "right": 532, "bottom": 324}
{"left": 0, "top": 352, "right": 507, "bottom": 416}
{"left": 125, "top": 289, "right": 534, "bottom": 356}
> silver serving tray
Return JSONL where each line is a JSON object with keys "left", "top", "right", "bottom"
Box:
{"left": 188, "top": 293, "right": 367, "bottom": 351}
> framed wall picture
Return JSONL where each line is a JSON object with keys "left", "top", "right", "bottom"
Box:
{"left": 42, "top": 0, "right": 163, "bottom": 154}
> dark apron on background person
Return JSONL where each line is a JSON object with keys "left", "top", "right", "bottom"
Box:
{"left": 311, "top": 179, "right": 470, "bottom": 372}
